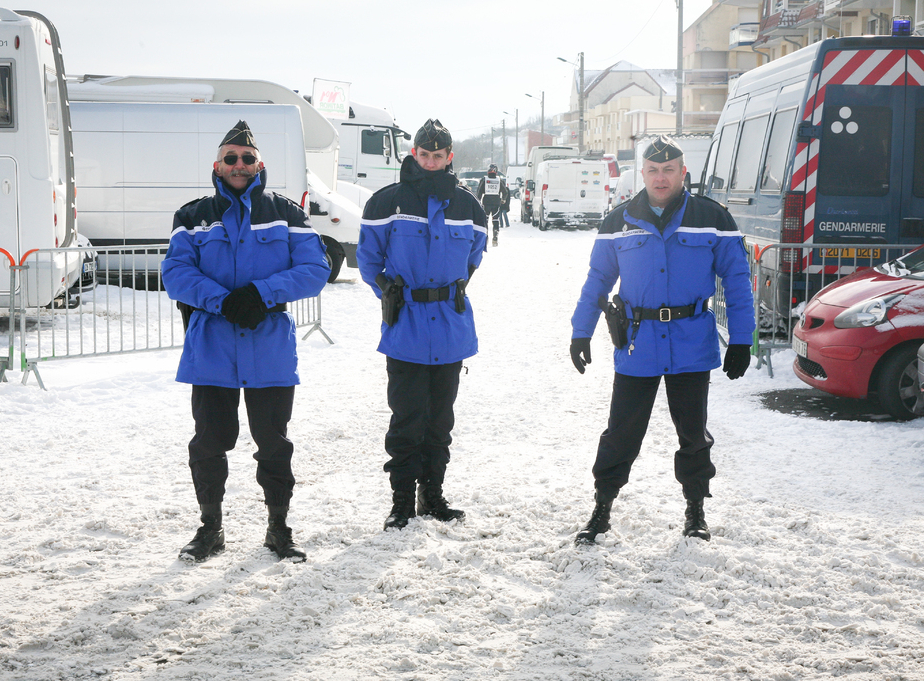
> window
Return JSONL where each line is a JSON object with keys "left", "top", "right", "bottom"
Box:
{"left": 730, "top": 115, "right": 769, "bottom": 191}
{"left": 914, "top": 108, "right": 924, "bottom": 198}
{"left": 760, "top": 108, "right": 797, "bottom": 192}
{"left": 817, "top": 105, "right": 891, "bottom": 196}
{"left": 708, "top": 122, "right": 739, "bottom": 191}
{"left": 44, "top": 67, "right": 58, "bottom": 132}
{"left": 0, "top": 64, "right": 13, "bottom": 128}
{"left": 361, "top": 129, "right": 386, "bottom": 156}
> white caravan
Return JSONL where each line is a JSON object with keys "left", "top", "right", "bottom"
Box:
{"left": 328, "top": 100, "right": 410, "bottom": 193}
{"left": 532, "top": 158, "right": 609, "bottom": 231}
{"left": 0, "top": 9, "right": 82, "bottom": 307}
{"left": 67, "top": 75, "right": 362, "bottom": 280}
{"left": 69, "top": 101, "right": 358, "bottom": 281}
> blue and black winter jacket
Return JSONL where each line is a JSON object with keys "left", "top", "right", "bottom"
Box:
{"left": 162, "top": 169, "right": 330, "bottom": 388}
{"left": 358, "top": 156, "right": 489, "bottom": 365}
{"left": 571, "top": 188, "right": 755, "bottom": 377}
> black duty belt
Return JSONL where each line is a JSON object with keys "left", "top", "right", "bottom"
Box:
{"left": 185, "top": 302, "right": 287, "bottom": 313}
{"left": 410, "top": 286, "right": 451, "bottom": 303}
{"left": 632, "top": 301, "right": 708, "bottom": 322}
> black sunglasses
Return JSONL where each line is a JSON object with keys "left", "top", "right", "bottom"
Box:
{"left": 222, "top": 153, "right": 258, "bottom": 166}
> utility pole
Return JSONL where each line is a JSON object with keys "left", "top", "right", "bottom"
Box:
{"left": 502, "top": 118, "right": 507, "bottom": 169}
{"left": 525, "top": 92, "right": 545, "bottom": 144}
{"left": 505, "top": 109, "right": 519, "bottom": 165}
{"left": 490, "top": 126, "right": 495, "bottom": 165}
{"left": 579, "top": 51, "right": 585, "bottom": 152}
{"left": 676, "top": 0, "right": 683, "bottom": 135}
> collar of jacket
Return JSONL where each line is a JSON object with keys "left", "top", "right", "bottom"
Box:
{"left": 400, "top": 155, "right": 458, "bottom": 201}
{"left": 627, "top": 187, "right": 688, "bottom": 233}
{"left": 212, "top": 167, "right": 268, "bottom": 209}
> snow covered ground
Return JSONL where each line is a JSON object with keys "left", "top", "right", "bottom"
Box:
{"left": 2, "top": 212, "right": 923, "bottom": 681}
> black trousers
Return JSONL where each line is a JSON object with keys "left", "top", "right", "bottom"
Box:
{"left": 384, "top": 357, "right": 462, "bottom": 492}
{"left": 188, "top": 385, "right": 296, "bottom": 507}
{"left": 593, "top": 371, "right": 715, "bottom": 500}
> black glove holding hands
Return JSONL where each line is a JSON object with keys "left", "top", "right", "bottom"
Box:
{"left": 570, "top": 337, "right": 592, "bottom": 374}
{"left": 222, "top": 283, "right": 267, "bottom": 330}
{"left": 723, "top": 344, "right": 751, "bottom": 380}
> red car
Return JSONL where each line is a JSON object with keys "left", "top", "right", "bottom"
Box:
{"left": 792, "top": 247, "right": 924, "bottom": 420}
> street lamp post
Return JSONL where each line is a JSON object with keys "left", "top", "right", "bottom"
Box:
{"left": 557, "top": 53, "right": 584, "bottom": 152}
{"left": 676, "top": 0, "right": 683, "bottom": 135}
{"left": 525, "top": 91, "right": 545, "bottom": 143}
{"left": 503, "top": 109, "right": 519, "bottom": 165}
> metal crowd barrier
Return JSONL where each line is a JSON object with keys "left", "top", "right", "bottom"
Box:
{"left": 0, "top": 244, "right": 332, "bottom": 389}
{"left": 712, "top": 242, "right": 918, "bottom": 377}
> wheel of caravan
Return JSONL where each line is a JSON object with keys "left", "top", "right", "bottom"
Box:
{"left": 874, "top": 344, "right": 920, "bottom": 420}
{"left": 321, "top": 235, "right": 344, "bottom": 283}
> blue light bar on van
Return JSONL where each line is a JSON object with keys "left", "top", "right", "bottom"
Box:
{"left": 892, "top": 15, "right": 912, "bottom": 36}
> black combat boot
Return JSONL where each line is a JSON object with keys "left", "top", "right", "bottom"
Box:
{"left": 179, "top": 503, "right": 225, "bottom": 562}
{"left": 683, "top": 498, "right": 711, "bottom": 541}
{"left": 264, "top": 506, "right": 306, "bottom": 562}
{"left": 575, "top": 492, "right": 616, "bottom": 545}
{"left": 417, "top": 482, "right": 465, "bottom": 522}
{"left": 384, "top": 490, "right": 417, "bottom": 530}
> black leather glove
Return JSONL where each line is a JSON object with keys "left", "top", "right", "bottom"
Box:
{"left": 570, "top": 337, "right": 592, "bottom": 374}
{"left": 723, "top": 344, "right": 751, "bottom": 380}
{"left": 222, "top": 283, "right": 267, "bottom": 330}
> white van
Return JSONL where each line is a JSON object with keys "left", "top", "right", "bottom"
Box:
{"left": 533, "top": 159, "right": 609, "bottom": 231}
{"left": 521, "top": 145, "right": 579, "bottom": 223}
{"left": 0, "top": 9, "right": 83, "bottom": 307}
{"left": 69, "top": 101, "right": 359, "bottom": 281}
{"left": 67, "top": 75, "right": 363, "bottom": 280}
{"left": 702, "top": 32, "right": 924, "bottom": 307}
{"left": 328, "top": 101, "right": 409, "bottom": 192}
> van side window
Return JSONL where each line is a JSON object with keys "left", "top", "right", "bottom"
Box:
{"left": 361, "top": 129, "right": 386, "bottom": 156}
{"left": 914, "top": 109, "right": 924, "bottom": 198}
{"left": 0, "top": 64, "right": 13, "bottom": 128}
{"left": 708, "top": 122, "right": 739, "bottom": 191}
{"left": 44, "top": 67, "right": 59, "bottom": 133}
{"left": 730, "top": 115, "right": 769, "bottom": 192}
{"left": 760, "top": 108, "right": 797, "bottom": 193}
{"left": 817, "top": 105, "right": 890, "bottom": 197}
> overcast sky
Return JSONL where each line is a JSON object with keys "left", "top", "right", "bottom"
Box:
{"left": 23, "top": 0, "right": 714, "bottom": 140}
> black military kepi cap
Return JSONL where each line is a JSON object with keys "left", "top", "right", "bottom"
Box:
{"left": 643, "top": 135, "right": 683, "bottom": 163}
{"left": 414, "top": 118, "right": 452, "bottom": 151}
{"left": 220, "top": 120, "right": 259, "bottom": 149}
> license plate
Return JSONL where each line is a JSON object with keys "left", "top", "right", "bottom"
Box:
{"left": 83, "top": 261, "right": 97, "bottom": 274}
{"left": 792, "top": 336, "right": 807, "bottom": 357}
{"left": 822, "top": 248, "right": 881, "bottom": 260}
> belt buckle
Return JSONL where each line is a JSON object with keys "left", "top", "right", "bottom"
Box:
{"left": 659, "top": 307, "right": 672, "bottom": 322}
{"left": 427, "top": 288, "right": 440, "bottom": 302}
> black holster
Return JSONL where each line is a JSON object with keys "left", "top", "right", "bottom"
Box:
{"left": 599, "top": 294, "right": 629, "bottom": 349}
{"left": 453, "top": 279, "right": 468, "bottom": 314}
{"left": 376, "top": 274, "right": 405, "bottom": 326}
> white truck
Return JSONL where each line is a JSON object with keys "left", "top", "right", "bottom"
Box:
{"left": 520, "top": 145, "right": 579, "bottom": 223}
{"left": 0, "top": 8, "right": 84, "bottom": 308}
{"left": 533, "top": 158, "right": 609, "bottom": 231}
{"left": 66, "top": 75, "right": 362, "bottom": 281}
{"left": 327, "top": 100, "right": 410, "bottom": 194}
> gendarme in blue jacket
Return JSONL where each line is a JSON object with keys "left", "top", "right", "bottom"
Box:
{"left": 571, "top": 188, "right": 754, "bottom": 377}
{"left": 162, "top": 169, "right": 330, "bottom": 388}
{"left": 357, "top": 157, "right": 488, "bottom": 365}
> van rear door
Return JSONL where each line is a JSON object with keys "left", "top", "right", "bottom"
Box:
{"left": 903, "top": 50, "right": 924, "bottom": 241}
{"left": 810, "top": 47, "right": 917, "bottom": 254}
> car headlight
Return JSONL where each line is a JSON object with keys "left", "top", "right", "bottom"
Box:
{"left": 833, "top": 294, "right": 904, "bottom": 329}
